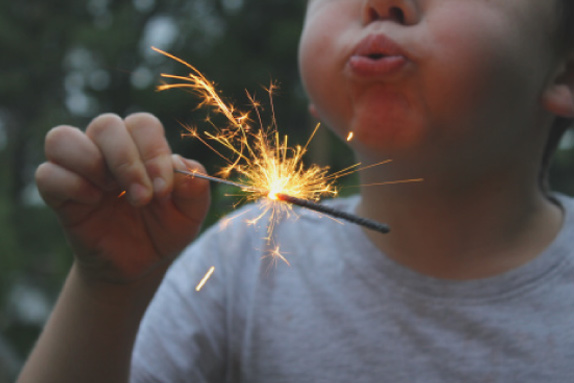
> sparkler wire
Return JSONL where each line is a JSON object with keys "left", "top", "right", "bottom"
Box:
{"left": 275, "top": 193, "right": 390, "bottom": 234}
{"left": 174, "top": 169, "right": 260, "bottom": 192}
{"left": 174, "top": 168, "right": 390, "bottom": 234}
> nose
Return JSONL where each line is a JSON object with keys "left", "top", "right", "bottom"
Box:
{"left": 362, "top": 0, "right": 420, "bottom": 26}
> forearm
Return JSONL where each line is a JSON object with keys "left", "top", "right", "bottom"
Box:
{"left": 17, "top": 262, "right": 166, "bottom": 383}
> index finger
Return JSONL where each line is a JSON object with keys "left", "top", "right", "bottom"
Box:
{"left": 124, "top": 113, "right": 174, "bottom": 200}
{"left": 86, "top": 114, "right": 153, "bottom": 206}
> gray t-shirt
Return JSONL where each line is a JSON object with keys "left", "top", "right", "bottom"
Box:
{"left": 131, "top": 194, "right": 574, "bottom": 382}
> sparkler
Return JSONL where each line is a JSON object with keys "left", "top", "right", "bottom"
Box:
{"left": 153, "top": 46, "right": 402, "bottom": 240}
{"left": 274, "top": 193, "right": 390, "bottom": 233}
{"left": 174, "top": 168, "right": 390, "bottom": 234}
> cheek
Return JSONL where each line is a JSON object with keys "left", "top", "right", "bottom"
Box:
{"left": 299, "top": 28, "right": 352, "bottom": 138}
{"left": 420, "top": 9, "right": 524, "bottom": 124}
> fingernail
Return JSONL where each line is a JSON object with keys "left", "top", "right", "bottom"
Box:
{"left": 174, "top": 154, "right": 187, "bottom": 170}
{"left": 153, "top": 177, "right": 166, "bottom": 195}
{"left": 129, "top": 183, "right": 149, "bottom": 206}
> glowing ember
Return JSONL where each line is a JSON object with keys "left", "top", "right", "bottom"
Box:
{"left": 267, "top": 191, "right": 280, "bottom": 200}
{"left": 346, "top": 132, "right": 354, "bottom": 142}
{"left": 267, "top": 245, "right": 290, "bottom": 267}
{"left": 195, "top": 266, "right": 216, "bottom": 291}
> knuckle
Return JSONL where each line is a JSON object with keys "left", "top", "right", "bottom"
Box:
{"left": 143, "top": 144, "right": 170, "bottom": 163}
{"left": 143, "top": 154, "right": 171, "bottom": 178}
{"left": 35, "top": 162, "right": 52, "bottom": 186}
{"left": 124, "top": 112, "right": 161, "bottom": 129}
{"left": 125, "top": 113, "right": 165, "bottom": 140}
{"left": 45, "top": 125, "right": 76, "bottom": 151}
{"left": 34, "top": 164, "right": 64, "bottom": 206}
{"left": 113, "top": 159, "right": 149, "bottom": 188}
{"left": 84, "top": 157, "right": 107, "bottom": 181}
{"left": 114, "top": 159, "right": 141, "bottom": 179}
{"left": 86, "top": 113, "right": 124, "bottom": 138}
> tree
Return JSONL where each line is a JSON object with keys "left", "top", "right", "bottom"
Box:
{"left": 0, "top": 0, "right": 310, "bottom": 377}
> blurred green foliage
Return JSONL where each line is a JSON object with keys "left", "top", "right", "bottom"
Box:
{"left": 0, "top": 0, "right": 317, "bottom": 379}
{"left": 0, "top": 0, "right": 573, "bottom": 380}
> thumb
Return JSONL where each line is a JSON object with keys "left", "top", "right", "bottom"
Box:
{"left": 171, "top": 154, "right": 211, "bottom": 226}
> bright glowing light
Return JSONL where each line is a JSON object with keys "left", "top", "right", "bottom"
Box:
{"left": 195, "top": 266, "right": 216, "bottom": 291}
{"left": 152, "top": 47, "right": 342, "bottom": 238}
{"left": 152, "top": 47, "right": 421, "bottom": 265}
{"left": 346, "top": 132, "right": 354, "bottom": 142}
{"left": 267, "top": 191, "right": 280, "bottom": 200}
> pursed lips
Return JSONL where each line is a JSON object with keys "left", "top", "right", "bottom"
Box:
{"left": 347, "top": 33, "right": 408, "bottom": 78}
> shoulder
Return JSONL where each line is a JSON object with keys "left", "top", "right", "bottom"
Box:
{"left": 179, "top": 194, "right": 363, "bottom": 262}
{"left": 555, "top": 193, "right": 574, "bottom": 214}
{"left": 162, "top": 194, "right": 369, "bottom": 296}
{"left": 552, "top": 193, "right": 574, "bottom": 249}
{"left": 554, "top": 193, "right": 574, "bottom": 234}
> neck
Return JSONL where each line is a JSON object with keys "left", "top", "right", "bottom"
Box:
{"left": 355, "top": 159, "right": 563, "bottom": 280}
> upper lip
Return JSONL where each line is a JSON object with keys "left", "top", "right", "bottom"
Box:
{"left": 351, "top": 33, "right": 406, "bottom": 59}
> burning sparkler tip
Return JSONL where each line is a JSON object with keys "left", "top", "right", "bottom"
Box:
{"left": 267, "top": 191, "right": 280, "bottom": 200}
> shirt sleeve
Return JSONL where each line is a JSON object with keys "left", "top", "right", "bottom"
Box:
{"left": 130, "top": 224, "right": 229, "bottom": 383}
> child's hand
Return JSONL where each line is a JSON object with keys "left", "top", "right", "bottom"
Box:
{"left": 35, "top": 113, "right": 210, "bottom": 284}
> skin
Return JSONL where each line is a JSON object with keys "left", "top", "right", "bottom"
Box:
{"left": 301, "top": 0, "right": 570, "bottom": 166}
{"left": 17, "top": 0, "right": 574, "bottom": 382}
{"left": 35, "top": 113, "right": 211, "bottom": 282}
{"left": 299, "top": 0, "right": 574, "bottom": 278}
{"left": 18, "top": 113, "right": 210, "bottom": 383}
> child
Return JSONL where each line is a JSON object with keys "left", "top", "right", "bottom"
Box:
{"left": 18, "top": 0, "right": 574, "bottom": 382}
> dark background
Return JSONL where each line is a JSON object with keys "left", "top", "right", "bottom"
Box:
{"left": 1, "top": 0, "right": 572, "bottom": 380}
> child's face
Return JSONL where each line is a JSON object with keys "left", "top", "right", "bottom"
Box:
{"left": 299, "top": 0, "right": 563, "bottom": 162}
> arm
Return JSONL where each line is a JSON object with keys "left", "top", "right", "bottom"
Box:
{"left": 17, "top": 113, "right": 210, "bottom": 383}
{"left": 17, "top": 263, "right": 163, "bottom": 383}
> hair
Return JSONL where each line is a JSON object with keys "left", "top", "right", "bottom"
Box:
{"left": 539, "top": 0, "right": 574, "bottom": 193}
{"left": 557, "top": 0, "right": 574, "bottom": 49}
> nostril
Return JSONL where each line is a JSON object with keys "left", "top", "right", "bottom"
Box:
{"left": 367, "top": 7, "right": 379, "bottom": 22}
{"left": 389, "top": 6, "right": 405, "bottom": 24}
{"left": 366, "top": 5, "right": 407, "bottom": 24}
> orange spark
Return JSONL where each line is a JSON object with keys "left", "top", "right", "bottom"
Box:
{"left": 346, "top": 132, "right": 354, "bottom": 142}
{"left": 195, "top": 266, "right": 216, "bottom": 291}
{"left": 264, "top": 245, "right": 290, "bottom": 269}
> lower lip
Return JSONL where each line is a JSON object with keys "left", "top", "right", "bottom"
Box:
{"left": 347, "top": 55, "right": 407, "bottom": 78}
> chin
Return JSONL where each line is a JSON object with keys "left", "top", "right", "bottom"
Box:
{"left": 350, "top": 117, "right": 425, "bottom": 152}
